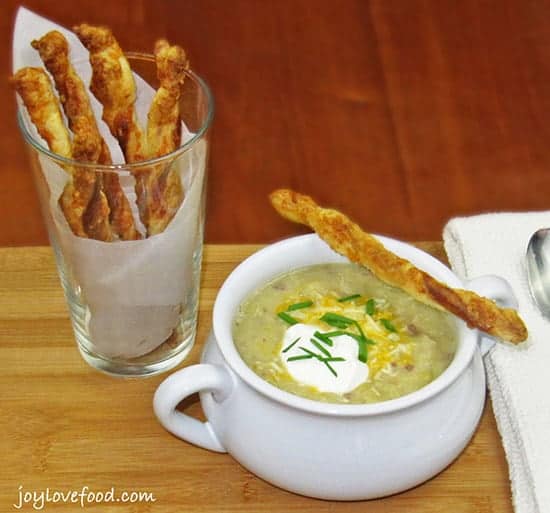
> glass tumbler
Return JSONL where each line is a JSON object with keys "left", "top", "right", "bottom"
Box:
{"left": 17, "top": 53, "right": 214, "bottom": 377}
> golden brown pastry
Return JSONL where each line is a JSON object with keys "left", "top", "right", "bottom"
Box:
{"left": 31, "top": 30, "right": 103, "bottom": 162}
{"left": 12, "top": 67, "right": 90, "bottom": 237}
{"left": 12, "top": 67, "right": 72, "bottom": 158}
{"left": 17, "top": 25, "right": 190, "bottom": 239}
{"left": 31, "top": 30, "right": 141, "bottom": 241}
{"left": 101, "top": 172, "right": 142, "bottom": 240}
{"left": 147, "top": 39, "right": 188, "bottom": 157}
{"left": 29, "top": 33, "right": 111, "bottom": 241}
{"left": 269, "top": 189, "right": 528, "bottom": 344}
{"left": 74, "top": 23, "right": 179, "bottom": 237}
{"left": 143, "top": 38, "right": 189, "bottom": 235}
{"left": 73, "top": 23, "right": 146, "bottom": 163}
{"left": 65, "top": 126, "right": 111, "bottom": 239}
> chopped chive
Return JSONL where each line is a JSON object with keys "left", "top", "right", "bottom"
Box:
{"left": 319, "top": 315, "right": 373, "bottom": 362}
{"left": 321, "top": 357, "right": 346, "bottom": 362}
{"left": 282, "top": 336, "right": 301, "bottom": 353}
{"left": 320, "top": 312, "right": 355, "bottom": 329}
{"left": 277, "top": 311, "right": 298, "bottom": 325}
{"left": 353, "top": 320, "right": 366, "bottom": 339}
{"left": 310, "top": 338, "right": 332, "bottom": 358}
{"left": 357, "top": 339, "right": 368, "bottom": 363}
{"left": 380, "top": 319, "right": 397, "bottom": 332}
{"left": 323, "top": 360, "right": 338, "bottom": 377}
{"left": 365, "top": 298, "right": 376, "bottom": 315}
{"left": 324, "top": 330, "right": 348, "bottom": 338}
{"left": 338, "top": 294, "right": 361, "bottom": 303}
{"left": 341, "top": 331, "right": 374, "bottom": 346}
{"left": 287, "top": 354, "right": 315, "bottom": 362}
{"left": 299, "top": 346, "right": 322, "bottom": 359}
{"left": 345, "top": 331, "right": 365, "bottom": 343}
{"left": 313, "top": 331, "right": 334, "bottom": 346}
{"left": 287, "top": 300, "right": 314, "bottom": 311}
{"left": 351, "top": 321, "right": 369, "bottom": 362}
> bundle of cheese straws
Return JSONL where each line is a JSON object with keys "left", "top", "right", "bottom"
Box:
{"left": 14, "top": 24, "right": 188, "bottom": 239}
{"left": 12, "top": 8, "right": 209, "bottom": 359}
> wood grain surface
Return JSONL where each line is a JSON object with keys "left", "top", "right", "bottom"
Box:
{"left": 0, "top": 244, "right": 513, "bottom": 513}
{"left": 3, "top": 0, "right": 550, "bottom": 247}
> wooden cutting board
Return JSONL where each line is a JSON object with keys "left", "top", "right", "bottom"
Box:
{"left": 0, "top": 244, "right": 513, "bottom": 512}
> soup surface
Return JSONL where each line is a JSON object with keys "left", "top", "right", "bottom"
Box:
{"left": 232, "top": 263, "right": 457, "bottom": 404}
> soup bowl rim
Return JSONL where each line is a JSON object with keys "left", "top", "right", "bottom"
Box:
{"left": 212, "top": 233, "right": 477, "bottom": 417}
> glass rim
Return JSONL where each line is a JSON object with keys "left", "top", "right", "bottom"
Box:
{"left": 17, "top": 53, "right": 215, "bottom": 170}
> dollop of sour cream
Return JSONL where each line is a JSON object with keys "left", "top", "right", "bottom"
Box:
{"left": 280, "top": 324, "right": 369, "bottom": 394}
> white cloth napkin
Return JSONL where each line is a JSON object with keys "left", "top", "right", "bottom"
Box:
{"left": 443, "top": 212, "right": 550, "bottom": 513}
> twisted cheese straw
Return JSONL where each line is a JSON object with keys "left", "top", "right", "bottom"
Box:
{"left": 75, "top": 24, "right": 190, "bottom": 236}
{"left": 73, "top": 24, "right": 147, "bottom": 163}
{"left": 144, "top": 38, "right": 189, "bottom": 235}
{"left": 270, "top": 189, "right": 528, "bottom": 344}
{"left": 12, "top": 67, "right": 98, "bottom": 238}
{"left": 74, "top": 23, "right": 161, "bottom": 237}
{"left": 32, "top": 29, "right": 141, "bottom": 241}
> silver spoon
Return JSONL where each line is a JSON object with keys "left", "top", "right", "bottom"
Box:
{"left": 526, "top": 227, "right": 550, "bottom": 319}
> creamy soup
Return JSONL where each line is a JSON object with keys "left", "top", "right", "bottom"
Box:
{"left": 232, "top": 263, "right": 457, "bottom": 404}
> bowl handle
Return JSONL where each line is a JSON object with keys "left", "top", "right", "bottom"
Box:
{"left": 463, "top": 275, "right": 519, "bottom": 356}
{"left": 153, "top": 364, "right": 233, "bottom": 453}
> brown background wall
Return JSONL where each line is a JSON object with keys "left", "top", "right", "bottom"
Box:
{"left": 3, "top": 0, "right": 550, "bottom": 246}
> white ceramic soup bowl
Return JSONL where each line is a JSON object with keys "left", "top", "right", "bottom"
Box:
{"left": 154, "top": 234, "right": 518, "bottom": 500}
